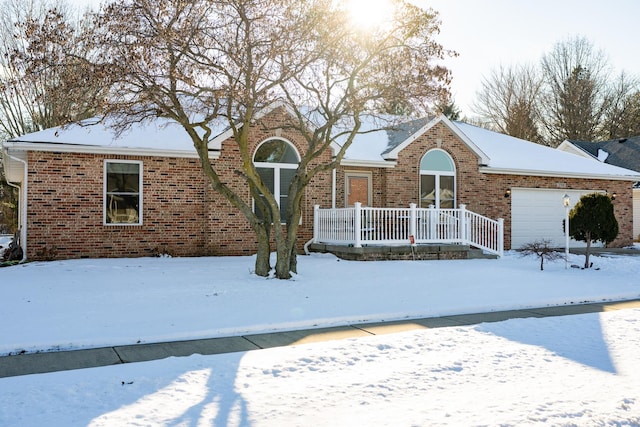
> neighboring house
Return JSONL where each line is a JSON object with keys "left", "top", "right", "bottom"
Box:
{"left": 558, "top": 137, "right": 640, "bottom": 240}
{"left": 3, "top": 108, "right": 639, "bottom": 261}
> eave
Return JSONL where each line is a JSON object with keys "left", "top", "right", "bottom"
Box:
{"left": 340, "top": 159, "right": 397, "bottom": 168}
{"left": 2, "top": 141, "right": 218, "bottom": 160}
{"left": 479, "top": 166, "right": 640, "bottom": 182}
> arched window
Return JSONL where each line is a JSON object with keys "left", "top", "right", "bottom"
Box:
{"left": 420, "top": 149, "right": 456, "bottom": 208}
{"left": 253, "top": 139, "right": 300, "bottom": 220}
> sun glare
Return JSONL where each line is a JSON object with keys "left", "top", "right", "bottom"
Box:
{"left": 345, "top": 0, "right": 394, "bottom": 30}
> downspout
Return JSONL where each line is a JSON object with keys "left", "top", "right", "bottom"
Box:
{"left": 3, "top": 150, "right": 28, "bottom": 262}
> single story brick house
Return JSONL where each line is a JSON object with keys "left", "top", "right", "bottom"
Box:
{"left": 558, "top": 136, "right": 640, "bottom": 240}
{"left": 3, "top": 108, "right": 639, "bottom": 261}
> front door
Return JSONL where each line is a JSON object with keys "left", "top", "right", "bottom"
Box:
{"left": 346, "top": 174, "right": 371, "bottom": 206}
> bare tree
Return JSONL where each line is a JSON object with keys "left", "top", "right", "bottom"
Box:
{"left": 519, "top": 239, "right": 563, "bottom": 271}
{"left": 88, "top": 0, "right": 453, "bottom": 279}
{"left": 473, "top": 36, "right": 640, "bottom": 145}
{"left": 0, "top": 0, "right": 102, "bottom": 139}
{"left": 539, "top": 36, "right": 616, "bottom": 145}
{"left": 473, "top": 64, "right": 544, "bottom": 143}
{"left": 604, "top": 73, "right": 640, "bottom": 138}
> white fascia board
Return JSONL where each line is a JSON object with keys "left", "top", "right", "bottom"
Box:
{"left": 2, "top": 147, "right": 26, "bottom": 183}
{"left": 382, "top": 116, "right": 440, "bottom": 160}
{"left": 3, "top": 141, "right": 215, "bottom": 159}
{"left": 557, "top": 140, "right": 595, "bottom": 159}
{"left": 440, "top": 116, "right": 491, "bottom": 165}
{"left": 381, "top": 115, "right": 491, "bottom": 165}
{"left": 340, "top": 159, "right": 396, "bottom": 168}
{"left": 479, "top": 166, "right": 640, "bottom": 181}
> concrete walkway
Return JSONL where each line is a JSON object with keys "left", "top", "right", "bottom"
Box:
{"left": 2, "top": 298, "right": 639, "bottom": 379}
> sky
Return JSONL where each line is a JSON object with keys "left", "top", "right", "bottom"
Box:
{"left": 68, "top": 0, "right": 640, "bottom": 116}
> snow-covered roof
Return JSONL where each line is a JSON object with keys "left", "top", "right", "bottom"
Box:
{"left": 3, "top": 116, "right": 228, "bottom": 157}
{"left": 560, "top": 136, "right": 640, "bottom": 173}
{"left": 453, "top": 121, "right": 640, "bottom": 179}
{"left": 5, "top": 112, "right": 640, "bottom": 181}
{"left": 343, "top": 116, "right": 640, "bottom": 180}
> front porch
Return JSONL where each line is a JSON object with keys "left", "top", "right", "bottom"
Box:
{"left": 309, "top": 203, "right": 504, "bottom": 260}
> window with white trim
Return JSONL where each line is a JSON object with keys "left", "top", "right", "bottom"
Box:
{"left": 420, "top": 149, "right": 456, "bottom": 208}
{"left": 253, "top": 139, "right": 300, "bottom": 221}
{"left": 105, "top": 161, "right": 142, "bottom": 225}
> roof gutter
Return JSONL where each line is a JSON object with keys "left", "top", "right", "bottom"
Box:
{"left": 3, "top": 149, "right": 28, "bottom": 262}
{"left": 3, "top": 140, "right": 214, "bottom": 159}
{"left": 479, "top": 166, "right": 640, "bottom": 181}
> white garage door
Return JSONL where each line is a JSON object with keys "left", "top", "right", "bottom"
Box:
{"left": 511, "top": 188, "right": 601, "bottom": 249}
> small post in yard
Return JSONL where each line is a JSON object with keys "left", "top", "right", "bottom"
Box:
{"left": 563, "top": 194, "right": 571, "bottom": 269}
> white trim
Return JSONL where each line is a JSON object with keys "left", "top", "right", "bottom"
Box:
{"left": 345, "top": 171, "right": 372, "bottom": 207}
{"left": 382, "top": 115, "right": 491, "bottom": 165}
{"left": 3, "top": 141, "right": 213, "bottom": 159}
{"left": 104, "top": 160, "right": 143, "bottom": 226}
{"left": 3, "top": 150, "right": 28, "bottom": 261}
{"left": 340, "top": 159, "right": 396, "bottom": 168}
{"left": 382, "top": 116, "right": 439, "bottom": 160}
{"left": 556, "top": 140, "right": 596, "bottom": 160}
{"left": 478, "top": 166, "right": 640, "bottom": 181}
{"left": 419, "top": 148, "right": 456, "bottom": 209}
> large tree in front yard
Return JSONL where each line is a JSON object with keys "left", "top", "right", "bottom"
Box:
{"left": 86, "top": 0, "right": 452, "bottom": 278}
{"left": 569, "top": 192, "right": 618, "bottom": 269}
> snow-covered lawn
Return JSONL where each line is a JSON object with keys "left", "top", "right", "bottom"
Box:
{"left": 1, "top": 250, "right": 640, "bottom": 425}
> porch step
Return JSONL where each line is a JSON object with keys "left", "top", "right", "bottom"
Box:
{"left": 308, "top": 243, "right": 491, "bottom": 261}
{"left": 467, "top": 248, "right": 500, "bottom": 260}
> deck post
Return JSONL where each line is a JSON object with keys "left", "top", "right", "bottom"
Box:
{"left": 313, "top": 205, "right": 320, "bottom": 243}
{"left": 498, "top": 218, "right": 504, "bottom": 257}
{"left": 354, "top": 202, "right": 362, "bottom": 248}
{"left": 429, "top": 204, "right": 436, "bottom": 240}
{"left": 459, "top": 204, "right": 467, "bottom": 244}
{"left": 409, "top": 203, "right": 417, "bottom": 242}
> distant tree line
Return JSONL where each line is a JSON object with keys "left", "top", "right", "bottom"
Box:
{"left": 0, "top": 0, "right": 106, "bottom": 234}
{"left": 472, "top": 36, "right": 640, "bottom": 146}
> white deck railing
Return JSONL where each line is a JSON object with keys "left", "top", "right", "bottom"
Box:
{"left": 313, "top": 203, "right": 504, "bottom": 257}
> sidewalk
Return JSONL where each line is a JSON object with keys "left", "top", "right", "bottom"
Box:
{"left": 2, "top": 298, "right": 639, "bottom": 379}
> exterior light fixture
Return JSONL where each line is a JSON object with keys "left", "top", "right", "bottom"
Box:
{"left": 504, "top": 189, "right": 511, "bottom": 198}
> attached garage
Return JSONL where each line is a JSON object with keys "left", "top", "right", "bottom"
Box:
{"left": 511, "top": 188, "right": 604, "bottom": 249}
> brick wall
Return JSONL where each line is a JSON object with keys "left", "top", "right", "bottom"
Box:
{"left": 25, "top": 108, "right": 333, "bottom": 260}
{"left": 24, "top": 116, "right": 634, "bottom": 260}
{"left": 27, "top": 152, "right": 210, "bottom": 259}
{"left": 335, "top": 121, "right": 635, "bottom": 249}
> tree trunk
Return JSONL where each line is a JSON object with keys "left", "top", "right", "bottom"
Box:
{"left": 289, "top": 240, "right": 298, "bottom": 274}
{"left": 254, "top": 224, "right": 272, "bottom": 277}
{"left": 272, "top": 237, "right": 298, "bottom": 279}
{"left": 274, "top": 237, "right": 292, "bottom": 279}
